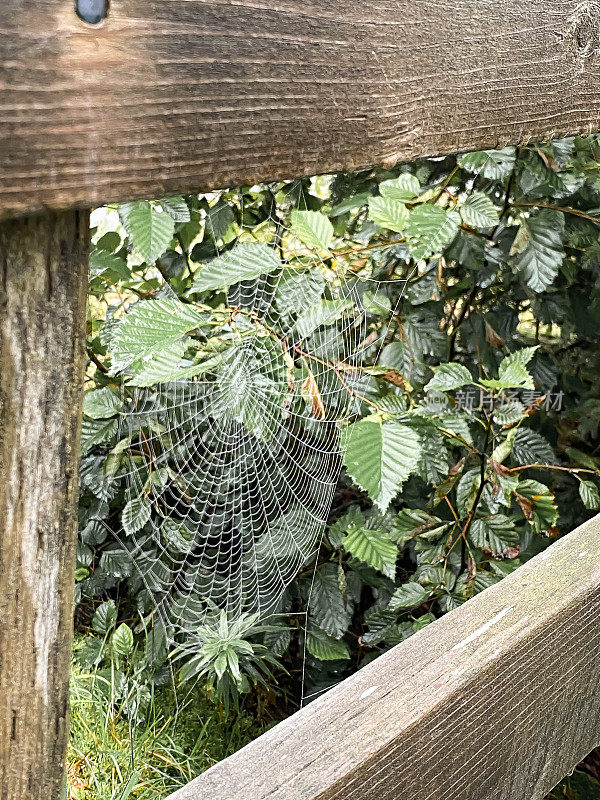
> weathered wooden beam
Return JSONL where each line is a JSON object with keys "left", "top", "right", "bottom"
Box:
{"left": 168, "top": 514, "right": 600, "bottom": 800}
{"left": 1, "top": 1, "right": 600, "bottom": 218}
{"left": 0, "top": 212, "right": 89, "bottom": 800}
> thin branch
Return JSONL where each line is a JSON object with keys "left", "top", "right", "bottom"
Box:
{"left": 86, "top": 348, "right": 108, "bottom": 374}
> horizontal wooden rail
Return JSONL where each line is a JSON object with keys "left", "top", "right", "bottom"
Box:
{"left": 168, "top": 514, "right": 600, "bottom": 800}
{"left": 2, "top": 1, "right": 600, "bottom": 219}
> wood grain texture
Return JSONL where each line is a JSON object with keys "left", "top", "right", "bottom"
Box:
{"left": 167, "top": 514, "right": 600, "bottom": 800}
{"left": 0, "top": 212, "right": 89, "bottom": 800}
{"left": 2, "top": 0, "right": 600, "bottom": 218}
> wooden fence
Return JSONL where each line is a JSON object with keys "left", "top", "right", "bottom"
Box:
{"left": 1, "top": 2, "right": 600, "bottom": 799}
{"left": 167, "top": 514, "right": 600, "bottom": 800}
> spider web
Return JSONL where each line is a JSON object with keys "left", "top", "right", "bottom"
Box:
{"left": 105, "top": 203, "right": 416, "bottom": 679}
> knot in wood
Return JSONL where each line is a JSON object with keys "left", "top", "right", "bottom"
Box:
{"left": 570, "top": 1, "right": 600, "bottom": 57}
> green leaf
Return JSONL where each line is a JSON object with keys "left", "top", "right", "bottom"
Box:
{"left": 481, "top": 347, "right": 536, "bottom": 390}
{"left": 368, "top": 196, "right": 409, "bottom": 233}
{"left": 342, "top": 526, "right": 398, "bottom": 579}
{"left": 493, "top": 401, "right": 525, "bottom": 426}
{"left": 425, "top": 363, "right": 472, "bottom": 392}
{"left": 207, "top": 339, "right": 287, "bottom": 442}
{"left": 205, "top": 201, "right": 236, "bottom": 241}
{"left": 112, "top": 623, "right": 134, "bottom": 656}
{"left": 291, "top": 210, "right": 334, "bottom": 251}
{"left": 122, "top": 496, "right": 151, "bottom": 536}
{"left": 499, "top": 347, "right": 537, "bottom": 387}
{"left": 89, "top": 248, "right": 130, "bottom": 281}
{"left": 516, "top": 210, "right": 565, "bottom": 292}
{"left": 580, "top": 480, "right": 600, "bottom": 510}
{"left": 516, "top": 479, "right": 558, "bottom": 532}
{"left": 293, "top": 298, "right": 353, "bottom": 340}
{"left": 160, "top": 196, "right": 190, "bottom": 223}
{"left": 328, "top": 193, "right": 371, "bottom": 216}
{"left": 405, "top": 206, "right": 460, "bottom": 260}
{"left": 456, "top": 468, "right": 482, "bottom": 514}
{"left": 388, "top": 582, "right": 431, "bottom": 611}
{"left": 120, "top": 201, "right": 175, "bottom": 264}
{"left": 469, "top": 514, "right": 519, "bottom": 554}
{"left": 306, "top": 625, "right": 350, "bottom": 661}
{"left": 512, "top": 427, "right": 558, "bottom": 466}
{"left": 275, "top": 268, "right": 326, "bottom": 317}
{"left": 458, "top": 147, "right": 516, "bottom": 180}
{"left": 111, "top": 298, "right": 206, "bottom": 372}
{"left": 309, "top": 564, "right": 353, "bottom": 638}
{"left": 80, "top": 418, "right": 118, "bottom": 455}
{"left": 263, "top": 627, "right": 291, "bottom": 656}
{"left": 128, "top": 339, "right": 189, "bottom": 387}
{"left": 460, "top": 191, "right": 499, "bottom": 230}
{"left": 92, "top": 599, "right": 117, "bottom": 634}
{"left": 341, "top": 418, "right": 421, "bottom": 512}
{"left": 379, "top": 173, "right": 420, "bottom": 201}
{"left": 83, "top": 387, "right": 121, "bottom": 420}
{"left": 191, "top": 243, "right": 281, "bottom": 292}
{"left": 363, "top": 291, "right": 392, "bottom": 315}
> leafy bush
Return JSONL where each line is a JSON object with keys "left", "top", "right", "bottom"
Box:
{"left": 80, "top": 136, "right": 600, "bottom": 711}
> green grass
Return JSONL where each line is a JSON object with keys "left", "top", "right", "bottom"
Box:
{"left": 67, "top": 647, "right": 265, "bottom": 799}
{"left": 67, "top": 634, "right": 600, "bottom": 800}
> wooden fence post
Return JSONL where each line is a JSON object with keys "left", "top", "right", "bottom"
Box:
{"left": 0, "top": 211, "right": 89, "bottom": 800}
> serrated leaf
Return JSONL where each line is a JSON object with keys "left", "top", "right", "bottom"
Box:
{"left": 83, "top": 387, "right": 121, "bottom": 420}
{"left": 112, "top": 623, "right": 134, "bottom": 656}
{"left": 460, "top": 191, "right": 499, "bottom": 230}
{"left": 89, "top": 248, "right": 130, "bottom": 281}
{"left": 379, "top": 173, "right": 420, "bottom": 200}
{"left": 579, "top": 480, "right": 600, "bottom": 510}
{"left": 405, "top": 206, "right": 460, "bottom": 260}
{"left": 458, "top": 147, "right": 516, "bottom": 180}
{"left": 342, "top": 526, "right": 398, "bottom": 579}
{"left": 160, "top": 196, "right": 191, "bottom": 223}
{"left": 275, "top": 268, "right": 326, "bottom": 317}
{"left": 481, "top": 347, "right": 536, "bottom": 390}
{"left": 363, "top": 291, "right": 392, "bottom": 315}
{"left": 499, "top": 347, "right": 537, "bottom": 385}
{"left": 111, "top": 298, "right": 206, "bottom": 372}
{"left": 120, "top": 201, "right": 175, "bottom": 264}
{"left": 80, "top": 418, "right": 118, "bottom": 455}
{"left": 92, "top": 599, "right": 117, "bottom": 634}
{"left": 293, "top": 298, "right": 353, "bottom": 340}
{"left": 309, "top": 564, "right": 353, "bottom": 637}
{"left": 306, "top": 625, "right": 350, "bottom": 661}
{"left": 513, "top": 428, "right": 558, "bottom": 466}
{"left": 368, "top": 196, "right": 409, "bottom": 233}
{"left": 128, "top": 339, "right": 189, "bottom": 387}
{"left": 205, "top": 201, "right": 236, "bottom": 241}
{"left": 456, "top": 467, "right": 481, "bottom": 514}
{"left": 516, "top": 479, "right": 558, "bottom": 532}
{"left": 388, "top": 582, "right": 431, "bottom": 611}
{"left": 291, "top": 210, "right": 334, "bottom": 251}
{"left": 516, "top": 210, "right": 565, "bottom": 292}
{"left": 191, "top": 243, "right": 281, "bottom": 292}
{"left": 425, "top": 363, "right": 472, "bottom": 392}
{"left": 122, "top": 496, "right": 151, "bottom": 536}
{"left": 341, "top": 418, "right": 421, "bottom": 511}
{"left": 263, "top": 626, "right": 291, "bottom": 656}
{"left": 328, "top": 193, "right": 371, "bottom": 216}
{"left": 493, "top": 401, "right": 526, "bottom": 426}
{"left": 469, "top": 514, "right": 519, "bottom": 553}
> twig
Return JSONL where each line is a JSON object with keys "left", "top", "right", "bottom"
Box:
{"left": 86, "top": 348, "right": 108, "bottom": 374}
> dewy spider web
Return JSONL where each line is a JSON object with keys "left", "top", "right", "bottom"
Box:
{"left": 107, "top": 202, "right": 416, "bottom": 689}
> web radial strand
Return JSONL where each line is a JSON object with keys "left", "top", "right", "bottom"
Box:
{"left": 109, "top": 210, "right": 415, "bottom": 640}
